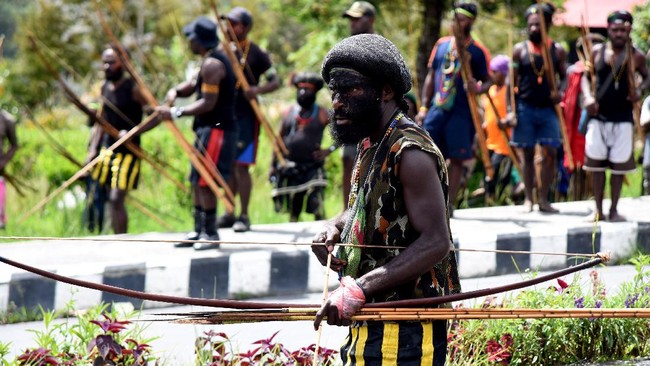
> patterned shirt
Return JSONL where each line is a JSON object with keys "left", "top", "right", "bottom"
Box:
{"left": 339, "top": 119, "right": 461, "bottom": 304}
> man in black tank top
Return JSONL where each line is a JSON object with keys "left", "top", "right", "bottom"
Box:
{"left": 270, "top": 72, "right": 330, "bottom": 222}
{"left": 581, "top": 11, "right": 650, "bottom": 222}
{"left": 511, "top": 3, "right": 566, "bottom": 214}
{"left": 157, "top": 17, "right": 237, "bottom": 250}
{"left": 88, "top": 47, "right": 148, "bottom": 234}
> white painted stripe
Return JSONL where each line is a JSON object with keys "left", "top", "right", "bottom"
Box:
{"left": 0, "top": 283, "right": 8, "bottom": 312}
{"left": 599, "top": 222, "right": 637, "bottom": 262}
{"left": 144, "top": 258, "right": 191, "bottom": 309}
{"left": 52, "top": 264, "right": 103, "bottom": 310}
{"left": 457, "top": 232, "right": 497, "bottom": 278}
{"left": 530, "top": 226, "right": 568, "bottom": 269}
{"left": 228, "top": 251, "right": 271, "bottom": 296}
{"left": 55, "top": 274, "right": 103, "bottom": 310}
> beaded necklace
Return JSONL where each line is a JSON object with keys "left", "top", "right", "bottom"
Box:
{"left": 606, "top": 41, "right": 628, "bottom": 90}
{"left": 527, "top": 41, "right": 545, "bottom": 85}
{"left": 344, "top": 111, "right": 404, "bottom": 228}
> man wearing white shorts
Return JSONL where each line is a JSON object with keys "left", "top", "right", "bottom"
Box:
{"left": 582, "top": 10, "right": 650, "bottom": 222}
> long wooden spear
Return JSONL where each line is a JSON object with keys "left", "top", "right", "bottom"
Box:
{"left": 452, "top": 11, "right": 494, "bottom": 180}
{"left": 535, "top": 0, "right": 575, "bottom": 171}
{"left": 208, "top": 0, "right": 289, "bottom": 165}
{"left": 484, "top": 93, "right": 524, "bottom": 179}
{"left": 164, "top": 307, "right": 650, "bottom": 324}
{"left": 625, "top": 36, "right": 643, "bottom": 139}
{"left": 93, "top": 1, "right": 235, "bottom": 211}
{"left": 27, "top": 34, "right": 188, "bottom": 194}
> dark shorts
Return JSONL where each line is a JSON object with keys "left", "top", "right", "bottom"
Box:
{"left": 341, "top": 320, "right": 447, "bottom": 365}
{"left": 235, "top": 110, "right": 260, "bottom": 165}
{"left": 423, "top": 106, "right": 475, "bottom": 160}
{"left": 190, "top": 127, "right": 237, "bottom": 187}
{"left": 512, "top": 101, "right": 562, "bottom": 148}
{"left": 92, "top": 147, "right": 140, "bottom": 191}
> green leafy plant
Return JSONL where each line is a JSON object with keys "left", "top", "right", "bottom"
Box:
{"left": 447, "top": 256, "right": 650, "bottom": 365}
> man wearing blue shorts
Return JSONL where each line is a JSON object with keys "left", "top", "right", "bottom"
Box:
{"left": 220, "top": 7, "right": 279, "bottom": 232}
{"left": 512, "top": 3, "right": 566, "bottom": 213}
{"left": 416, "top": 1, "right": 491, "bottom": 215}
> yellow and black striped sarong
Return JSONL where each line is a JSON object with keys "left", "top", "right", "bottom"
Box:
{"left": 340, "top": 320, "right": 448, "bottom": 365}
{"left": 91, "top": 147, "right": 141, "bottom": 191}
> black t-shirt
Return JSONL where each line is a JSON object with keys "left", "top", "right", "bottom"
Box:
{"left": 518, "top": 41, "right": 560, "bottom": 108}
{"left": 234, "top": 41, "right": 273, "bottom": 114}
{"left": 594, "top": 45, "right": 633, "bottom": 123}
{"left": 193, "top": 49, "right": 237, "bottom": 131}
{"left": 101, "top": 78, "right": 142, "bottom": 150}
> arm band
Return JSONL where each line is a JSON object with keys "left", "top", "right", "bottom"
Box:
{"left": 201, "top": 83, "right": 220, "bottom": 94}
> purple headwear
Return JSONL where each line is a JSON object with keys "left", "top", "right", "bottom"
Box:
{"left": 490, "top": 55, "right": 510, "bottom": 76}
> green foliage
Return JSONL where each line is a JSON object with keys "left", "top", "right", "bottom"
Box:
{"left": 447, "top": 257, "right": 650, "bottom": 365}
{"left": 632, "top": 0, "right": 650, "bottom": 54}
{"left": 8, "top": 301, "right": 157, "bottom": 365}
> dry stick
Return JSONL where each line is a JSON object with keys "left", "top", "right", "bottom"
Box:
{"left": 535, "top": 0, "right": 575, "bottom": 171}
{"left": 93, "top": 2, "right": 235, "bottom": 211}
{"left": 17, "top": 111, "right": 160, "bottom": 223}
{"left": 314, "top": 252, "right": 333, "bottom": 364}
{"left": 484, "top": 93, "right": 524, "bottom": 179}
{"left": 209, "top": 0, "right": 289, "bottom": 164}
{"left": 452, "top": 12, "right": 494, "bottom": 180}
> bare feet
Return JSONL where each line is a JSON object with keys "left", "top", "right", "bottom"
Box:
{"left": 608, "top": 211, "right": 626, "bottom": 222}
{"left": 538, "top": 201, "right": 559, "bottom": 213}
{"left": 523, "top": 200, "right": 534, "bottom": 213}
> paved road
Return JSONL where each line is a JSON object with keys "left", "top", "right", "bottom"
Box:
{"left": 2, "top": 264, "right": 643, "bottom": 365}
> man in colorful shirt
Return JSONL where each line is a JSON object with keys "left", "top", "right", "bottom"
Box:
{"left": 416, "top": 1, "right": 491, "bottom": 215}
{"left": 312, "top": 34, "right": 460, "bottom": 365}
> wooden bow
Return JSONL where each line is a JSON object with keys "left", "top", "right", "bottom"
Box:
{"left": 0, "top": 252, "right": 608, "bottom": 311}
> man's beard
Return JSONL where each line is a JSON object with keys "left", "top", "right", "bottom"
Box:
{"left": 464, "top": 24, "right": 472, "bottom": 37}
{"left": 297, "top": 93, "right": 316, "bottom": 109}
{"left": 328, "top": 89, "right": 382, "bottom": 146}
{"left": 528, "top": 32, "right": 542, "bottom": 44}
{"left": 105, "top": 68, "right": 124, "bottom": 82}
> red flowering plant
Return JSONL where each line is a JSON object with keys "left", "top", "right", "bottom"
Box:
{"left": 445, "top": 254, "right": 650, "bottom": 365}
{"left": 194, "top": 329, "right": 339, "bottom": 365}
{"left": 87, "top": 313, "right": 151, "bottom": 365}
